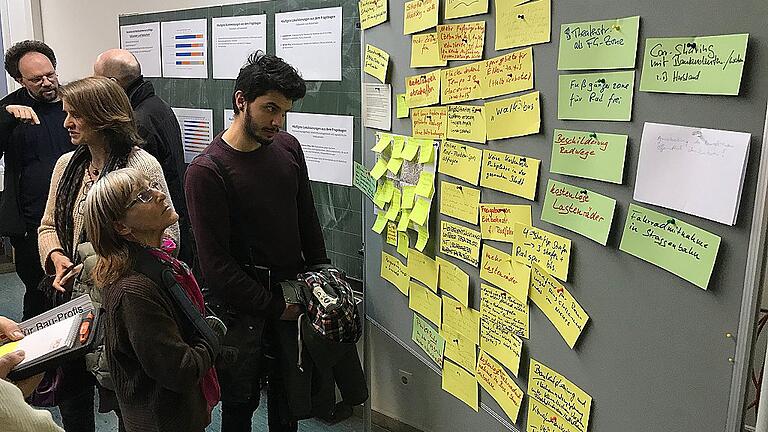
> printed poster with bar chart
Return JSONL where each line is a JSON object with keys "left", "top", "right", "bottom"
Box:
{"left": 161, "top": 19, "right": 208, "bottom": 78}
{"left": 172, "top": 108, "right": 213, "bottom": 162}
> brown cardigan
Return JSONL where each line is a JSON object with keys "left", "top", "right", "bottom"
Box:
{"left": 102, "top": 270, "right": 213, "bottom": 432}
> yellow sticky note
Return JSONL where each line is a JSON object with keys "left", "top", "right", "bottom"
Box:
{"left": 480, "top": 282, "right": 529, "bottom": 340}
{"left": 415, "top": 171, "right": 435, "bottom": 198}
{"left": 411, "top": 32, "right": 447, "bottom": 68}
{"left": 405, "top": 70, "right": 441, "bottom": 108}
{"left": 386, "top": 221, "right": 398, "bottom": 246}
{"left": 410, "top": 198, "right": 432, "bottom": 226}
{"left": 514, "top": 223, "right": 571, "bottom": 281}
{"left": 409, "top": 281, "right": 442, "bottom": 326}
{"left": 442, "top": 295, "right": 480, "bottom": 345}
{"left": 372, "top": 133, "right": 392, "bottom": 152}
{"left": 412, "top": 106, "right": 447, "bottom": 140}
{"left": 481, "top": 47, "right": 534, "bottom": 99}
{"left": 528, "top": 358, "right": 592, "bottom": 432}
{"left": 402, "top": 185, "right": 417, "bottom": 209}
{"left": 418, "top": 139, "right": 435, "bottom": 163}
{"left": 373, "top": 182, "right": 387, "bottom": 208}
{"left": 0, "top": 340, "right": 19, "bottom": 357}
{"left": 396, "top": 94, "right": 410, "bottom": 118}
{"left": 527, "top": 397, "right": 582, "bottom": 432}
{"left": 447, "top": 105, "right": 486, "bottom": 144}
{"left": 440, "top": 220, "right": 481, "bottom": 267}
{"left": 441, "top": 325, "right": 477, "bottom": 373}
{"left": 416, "top": 224, "right": 430, "bottom": 251}
{"left": 381, "top": 251, "right": 409, "bottom": 295}
{"left": 495, "top": 0, "right": 551, "bottom": 50}
{"left": 397, "top": 232, "right": 409, "bottom": 257}
{"left": 485, "top": 91, "right": 541, "bottom": 140}
{"left": 441, "top": 61, "right": 485, "bottom": 104}
{"left": 364, "top": 44, "right": 389, "bottom": 83}
{"left": 436, "top": 256, "right": 469, "bottom": 306}
{"left": 480, "top": 325, "right": 522, "bottom": 377}
{"left": 476, "top": 350, "right": 524, "bottom": 423}
{"left": 438, "top": 141, "right": 483, "bottom": 185}
{"left": 479, "top": 204, "right": 532, "bottom": 242}
{"left": 407, "top": 248, "right": 439, "bottom": 292}
{"left": 401, "top": 139, "right": 420, "bottom": 161}
{"left": 359, "top": 0, "right": 388, "bottom": 30}
{"left": 398, "top": 209, "right": 411, "bottom": 231}
{"left": 439, "top": 181, "right": 480, "bottom": 225}
{"left": 442, "top": 359, "right": 479, "bottom": 411}
{"left": 479, "top": 150, "right": 540, "bottom": 200}
{"left": 530, "top": 263, "right": 589, "bottom": 349}
{"left": 437, "top": 21, "right": 486, "bottom": 61}
{"left": 382, "top": 179, "right": 396, "bottom": 202}
{"left": 404, "top": 0, "right": 438, "bottom": 35}
{"left": 372, "top": 213, "right": 388, "bottom": 234}
{"left": 445, "top": 0, "right": 488, "bottom": 19}
{"left": 386, "top": 157, "right": 404, "bottom": 175}
{"left": 480, "top": 244, "right": 530, "bottom": 302}
{"left": 391, "top": 135, "right": 406, "bottom": 158}
{"left": 370, "top": 158, "right": 388, "bottom": 180}
{"left": 384, "top": 189, "right": 402, "bottom": 221}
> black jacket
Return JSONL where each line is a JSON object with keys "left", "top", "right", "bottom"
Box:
{"left": 0, "top": 88, "right": 71, "bottom": 236}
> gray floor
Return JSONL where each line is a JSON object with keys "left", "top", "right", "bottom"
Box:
{"left": 0, "top": 271, "right": 370, "bottom": 432}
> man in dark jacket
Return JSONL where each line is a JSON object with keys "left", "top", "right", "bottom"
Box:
{"left": 0, "top": 40, "right": 72, "bottom": 319}
{"left": 93, "top": 49, "right": 193, "bottom": 263}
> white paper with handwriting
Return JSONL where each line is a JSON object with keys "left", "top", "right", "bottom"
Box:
{"left": 634, "top": 122, "right": 750, "bottom": 225}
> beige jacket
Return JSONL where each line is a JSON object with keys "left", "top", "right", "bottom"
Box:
{"left": 0, "top": 379, "right": 63, "bottom": 432}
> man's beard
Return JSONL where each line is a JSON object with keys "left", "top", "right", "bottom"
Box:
{"left": 244, "top": 107, "right": 276, "bottom": 146}
{"left": 31, "top": 86, "right": 58, "bottom": 103}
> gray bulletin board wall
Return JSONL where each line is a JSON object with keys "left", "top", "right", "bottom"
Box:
{"left": 362, "top": 1, "right": 768, "bottom": 431}
{"left": 119, "top": 0, "right": 364, "bottom": 280}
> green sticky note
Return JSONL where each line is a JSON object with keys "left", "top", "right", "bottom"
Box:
{"left": 402, "top": 185, "right": 417, "bottom": 209}
{"left": 398, "top": 232, "right": 410, "bottom": 258}
{"left": 372, "top": 133, "right": 393, "bottom": 152}
{"left": 370, "top": 158, "right": 388, "bottom": 180}
{"left": 550, "top": 129, "right": 627, "bottom": 184}
{"left": 373, "top": 182, "right": 387, "bottom": 208}
{"left": 410, "top": 197, "right": 432, "bottom": 226}
{"left": 372, "top": 213, "right": 388, "bottom": 234}
{"left": 639, "top": 33, "right": 748, "bottom": 95}
{"left": 415, "top": 171, "right": 435, "bottom": 198}
{"left": 558, "top": 71, "right": 635, "bottom": 121}
{"left": 397, "top": 94, "right": 410, "bottom": 118}
{"left": 398, "top": 210, "right": 412, "bottom": 231}
{"left": 619, "top": 203, "right": 721, "bottom": 289}
{"left": 416, "top": 224, "right": 430, "bottom": 252}
{"left": 418, "top": 140, "right": 435, "bottom": 163}
{"left": 541, "top": 179, "right": 616, "bottom": 245}
{"left": 402, "top": 139, "right": 420, "bottom": 161}
{"left": 385, "top": 189, "right": 402, "bottom": 221}
{"left": 412, "top": 314, "right": 445, "bottom": 365}
{"left": 353, "top": 162, "right": 377, "bottom": 202}
{"left": 383, "top": 179, "right": 396, "bottom": 202}
{"left": 558, "top": 16, "right": 640, "bottom": 70}
{"left": 392, "top": 136, "right": 406, "bottom": 159}
{"left": 386, "top": 157, "right": 404, "bottom": 175}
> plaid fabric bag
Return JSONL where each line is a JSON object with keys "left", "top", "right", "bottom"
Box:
{"left": 295, "top": 266, "right": 362, "bottom": 344}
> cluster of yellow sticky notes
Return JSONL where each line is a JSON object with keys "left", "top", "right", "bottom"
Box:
{"left": 445, "top": 0, "right": 488, "bottom": 19}
{"left": 412, "top": 106, "right": 447, "bottom": 139}
{"left": 479, "top": 203, "right": 532, "bottom": 242}
{"left": 403, "top": 0, "right": 438, "bottom": 35}
{"left": 485, "top": 91, "right": 541, "bottom": 140}
{"left": 446, "top": 105, "right": 486, "bottom": 144}
{"left": 409, "top": 281, "right": 442, "bottom": 326}
{"left": 397, "top": 232, "right": 409, "bottom": 258}
{"left": 480, "top": 282, "right": 529, "bottom": 340}
{"left": 530, "top": 263, "right": 589, "bottom": 349}
{"left": 495, "top": 0, "right": 551, "bottom": 50}
{"left": 364, "top": 44, "right": 389, "bottom": 83}
{"left": 441, "top": 325, "right": 477, "bottom": 372}
{"left": 442, "top": 359, "right": 479, "bottom": 411}
{"left": 440, "top": 221, "right": 482, "bottom": 267}
{"left": 405, "top": 69, "right": 441, "bottom": 108}
{"left": 386, "top": 221, "right": 398, "bottom": 246}
{"left": 439, "top": 181, "right": 480, "bottom": 225}
{"left": 480, "top": 150, "right": 540, "bottom": 200}
{"left": 410, "top": 32, "right": 446, "bottom": 68}
{"left": 528, "top": 358, "right": 592, "bottom": 432}
{"left": 441, "top": 62, "right": 484, "bottom": 104}
{"left": 436, "top": 257, "right": 470, "bottom": 306}
{"left": 438, "top": 141, "right": 483, "bottom": 185}
{"left": 381, "top": 251, "right": 409, "bottom": 296}
{"left": 479, "top": 244, "right": 530, "bottom": 302}
{"left": 513, "top": 223, "right": 571, "bottom": 281}
{"left": 481, "top": 47, "right": 534, "bottom": 99}
{"left": 437, "top": 21, "right": 486, "bottom": 61}
{"left": 442, "top": 295, "right": 480, "bottom": 345}
{"left": 407, "top": 248, "right": 439, "bottom": 292}
{"left": 476, "top": 350, "right": 524, "bottom": 423}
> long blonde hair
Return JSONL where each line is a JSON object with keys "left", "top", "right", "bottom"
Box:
{"left": 83, "top": 168, "right": 146, "bottom": 288}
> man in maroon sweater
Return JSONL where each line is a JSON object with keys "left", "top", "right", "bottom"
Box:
{"left": 185, "top": 52, "right": 329, "bottom": 432}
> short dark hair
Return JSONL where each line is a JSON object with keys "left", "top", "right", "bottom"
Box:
{"left": 5, "top": 40, "right": 56, "bottom": 79}
{"left": 231, "top": 51, "right": 306, "bottom": 114}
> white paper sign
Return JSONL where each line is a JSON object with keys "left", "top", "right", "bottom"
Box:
{"left": 120, "top": 22, "right": 161, "bottom": 77}
{"left": 286, "top": 112, "right": 354, "bottom": 186}
{"left": 161, "top": 19, "right": 208, "bottom": 79}
{"left": 212, "top": 15, "right": 267, "bottom": 79}
{"left": 363, "top": 83, "right": 392, "bottom": 131}
{"left": 275, "top": 7, "right": 342, "bottom": 81}
{"left": 172, "top": 107, "right": 214, "bottom": 163}
{"left": 634, "top": 122, "right": 750, "bottom": 225}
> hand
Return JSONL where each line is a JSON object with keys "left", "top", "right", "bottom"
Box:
{"left": 50, "top": 251, "right": 81, "bottom": 292}
{"left": 0, "top": 316, "right": 24, "bottom": 341}
{"left": 5, "top": 105, "right": 40, "bottom": 124}
{"left": 279, "top": 304, "right": 303, "bottom": 321}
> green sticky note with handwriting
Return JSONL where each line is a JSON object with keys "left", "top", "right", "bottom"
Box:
{"left": 541, "top": 179, "right": 616, "bottom": 245}
{"left": 353, "top": 162, "right": 376, "bottom": 202}
{"left": 558, "top": 16, "right": 640, "bottom": 70}
{"left": 397, "top": 93, "right": 410, "bottom": 118}
{"left": 639, "top": 33, "right": 748, "bottom": 95}
{"left": 619, "top": 203, "right": 721, "bottom": 289}
{"left": 550, "top": 129, "right": 627, "bottom": 184}
{"left": 558, "top": 71, "right": 635, "bottom": 121}
{"left": 412, "top": 314, "right": 445, "bottom": 366}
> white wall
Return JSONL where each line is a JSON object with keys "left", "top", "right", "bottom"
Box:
{"left": 38, "top": 0, "right": 270, "bottom": 82}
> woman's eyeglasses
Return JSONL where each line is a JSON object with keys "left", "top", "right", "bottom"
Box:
{"left": 125, "top": 181, "right": 162, "bottom": 209}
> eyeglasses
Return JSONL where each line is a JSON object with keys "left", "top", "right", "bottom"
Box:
{"left": 22, "top": 71, "right": 57, "bottom": 86}
{"left": 125, "top": 181, "right": 161, "bottom": 209}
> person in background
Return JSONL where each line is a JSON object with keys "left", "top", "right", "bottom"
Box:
{"left": 93, "top": 49, "right": 193, "bottom": 264}
{"left": 0, "top": 40, "right": 73, "bottom": 320}
{"left": 0, "top": 316, "right": 63, "bottom": 432}
{"left": 185, "top": 52, "right": 329, "bottom": 432}
{"left": 83, "top": 167, "right": 219, "bottom": 432}
{"left": 37, "top": 76, "right": 179, "bottom": 432}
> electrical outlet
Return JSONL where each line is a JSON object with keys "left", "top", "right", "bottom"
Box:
{"left": 398, "top": 369, "right": 413, "bottom": 386}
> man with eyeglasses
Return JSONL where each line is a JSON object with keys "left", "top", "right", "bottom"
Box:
{"left": 0, "top": 40, "right": 72, "bottom": 319}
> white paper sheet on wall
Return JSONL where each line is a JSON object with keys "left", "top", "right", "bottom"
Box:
{"left": 120, "top": 22, "right": 161, "bottom": 77}
{"left": 286, "top": 112, "right": 354, "bottom": 186}
{"left": 363, "top": 83, "right": 392, "bottom": 131}
{"left": 274, "top": 7, "right": 342, "bottom": 81}
{"left": 212, "top": 15, "right": 267, "bottom": 79}
{"left": 634, "top": 122, "right": 750, "bottom": 225}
